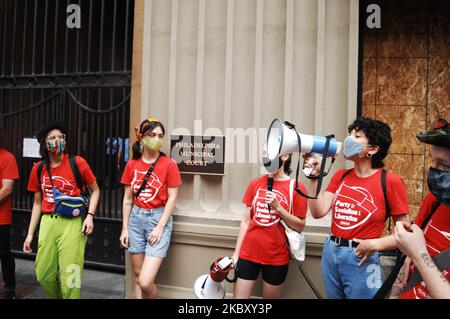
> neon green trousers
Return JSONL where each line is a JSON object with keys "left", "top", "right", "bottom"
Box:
{"left": 35, "top": 214, "right": 87, "bottom": 299}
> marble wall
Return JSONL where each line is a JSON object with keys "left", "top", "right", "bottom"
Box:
{"left": 362, "top": 0, "right": 450, "bottom": 218}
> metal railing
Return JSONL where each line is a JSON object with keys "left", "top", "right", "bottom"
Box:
{"left": 1, "top": 0, "right": 135, "bottom": 269}
{"left": 1, "top": 0, "right": 135, "bottom": 220}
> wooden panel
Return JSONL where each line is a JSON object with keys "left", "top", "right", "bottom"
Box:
{"left": 364, "top": 34, "right": 376, "bottom": 58}
{"left": 385, "top": 154, "right": 424, "bottom": 181}
{"left": 377, "top": 34, "right": 427, "bottom": 58}
{"left": 362, "top": 104, "right": 376, "bottom": 119}
{"left": 428, "top": 57, "right": 450, "bottom": 123}
{"left": 362, "top": 58, "right": 376, "bottom": 105}
{"left": 376, "top": 105, "right": 426, "bottom": 154}
{"left": 377, "top": 58, "right": 427, "bottom": 106}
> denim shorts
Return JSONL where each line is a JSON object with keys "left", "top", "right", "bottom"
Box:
{"left": 128, "top": 205, "right": 173, "bottom": 258}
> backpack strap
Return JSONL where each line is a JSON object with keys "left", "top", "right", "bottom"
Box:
{"left": 69, "top": 155, "right": 84, "bottom": 191}
{"left": 37, "top": 160, "right": 46, "bottom": 189}
{"left": 381, "top": 169, "right": 391, "bottom": 221}
{"left": 289, "top": 179, "right": 295, "bottom": 214}
{"left": 338, "top": 168, "right": 353, "bottom": 184}
{"left": 420, "top": 201, "right": 441, "bottom": 232}
{"left": 44, "top": 160, "right": 55, "bottom": 189}
{"left": 403, "top": 247, "right": 450, "bottom": 292}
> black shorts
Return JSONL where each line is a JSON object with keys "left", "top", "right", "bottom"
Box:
{"left": 236, "top": 258, "right": 289, "bottom": 286}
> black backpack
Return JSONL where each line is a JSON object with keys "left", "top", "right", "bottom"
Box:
{"left": 37, "top": 155, "right": 91, "bottom": 208}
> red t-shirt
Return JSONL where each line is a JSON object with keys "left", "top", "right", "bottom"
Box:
{"left": 0, "top": 148, "right": 19, "bottom": 225}
{"left": 239, "top": 175, "right": 308, "bottom": 266}
{"left": 27, "top": 155, "right": 96, "bottom": 213}
{"left": 401, "top": 193, "right": 450, "bottom": 299}
{"left": 120, "top": 156, "right": 182, "bottom": 210}
{"left": 326, "top": 169, "right": 409, "bottom": 240}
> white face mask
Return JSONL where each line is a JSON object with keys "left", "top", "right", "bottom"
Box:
{"left": 303, "top": 167, "right": 313, "bottom": 177}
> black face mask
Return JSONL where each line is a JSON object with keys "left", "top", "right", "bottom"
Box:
{"left": 427, "top": 167, "right": 450, "bottom": 205}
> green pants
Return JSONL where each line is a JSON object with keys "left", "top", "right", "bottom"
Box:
{"left": 35, "top": 214, "right": 87, "bottom": 299}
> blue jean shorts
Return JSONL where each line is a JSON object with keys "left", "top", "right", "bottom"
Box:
{"left": 128, "top": 205, "right": 173, "bottom": 258}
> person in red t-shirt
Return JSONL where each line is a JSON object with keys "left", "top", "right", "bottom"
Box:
{"left": 303, "top": 117, "right": 410, "bottom": 299}
{"left": 22, "top": 121, "right": 100, "bottom": 299}
{"left": 0, "top": 124, "right": 19, "bottom": 299}
{"left": 120, "top": 118, "right": 181, "bottom": 299}
{"left": 232, "top": 153, "right": 307, "bottom": 299}
{"left": 390, "top": 117, "right": 450, "bottom": 299}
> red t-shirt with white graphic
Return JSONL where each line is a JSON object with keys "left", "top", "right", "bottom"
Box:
{"left": 28, "top": 155, "right": 96, "bottom": 213}
{"left": 0, "top": 148, "right": 19, "bottom": 225}
{"left": 326, "top": 169, "right": 409, "bottom": 240}
{"left": 239, "top": 175, "right": 308, "bottom": 266}
{"left": 401, "top": 193, "right": 450, "bottom": 299}
{"left": 121, "top": 156, "right": 182, "bottom": 210}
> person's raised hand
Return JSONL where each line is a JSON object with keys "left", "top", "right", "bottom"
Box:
{"left": 395, "top": 222, "right": 427, "bottom": 260}
{"left": 302, "top": 153, "right": 322, "bottom": 177}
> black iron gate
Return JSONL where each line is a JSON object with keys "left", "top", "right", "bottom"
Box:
{"left": 0, "top": 0, "right": 135, "bottom": 271}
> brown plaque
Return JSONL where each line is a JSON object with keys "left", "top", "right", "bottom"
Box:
{"left": 170, "top": 135, "right": 225, "bottom": 175}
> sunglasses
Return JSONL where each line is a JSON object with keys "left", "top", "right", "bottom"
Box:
{"left": 433, "top": 118, "right": 450, "bottom": 133}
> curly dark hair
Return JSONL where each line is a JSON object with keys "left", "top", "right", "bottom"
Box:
{"left": 347, "top": 117, "right": 392, "bottom": 168}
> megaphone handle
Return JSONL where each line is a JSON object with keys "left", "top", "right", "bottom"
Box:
{"left": 293, "top": 133, "right": 335, "bottom": 199}
{"left": 225, "top": 268, "right": 238, "bottom": 283}
{"left": 304, "top": 157, "right": 335, "bottom": 180}
{"left": 314, "top": 135, "right": 333, "bottom": 196}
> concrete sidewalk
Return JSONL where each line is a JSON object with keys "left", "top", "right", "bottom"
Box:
{"left": 0, "top": 257, "right": 125, "bottom": 299}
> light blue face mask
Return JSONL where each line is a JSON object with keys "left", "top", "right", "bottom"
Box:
{"left": 343, "top": 136, "right": 371, "bottom": 159}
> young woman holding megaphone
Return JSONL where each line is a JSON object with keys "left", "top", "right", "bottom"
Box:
{"left": 303, "top": 117, "right": 411, "bottom": 299}
{"left": 232, "top": 153, "right": 308, "bottom": 299}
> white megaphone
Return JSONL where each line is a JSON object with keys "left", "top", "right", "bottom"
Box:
{"left": 262, "top": 119, "right": 342, "bottom": 173}
{"left": 193, "top": 256, "right": 236, "bottom": 299}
